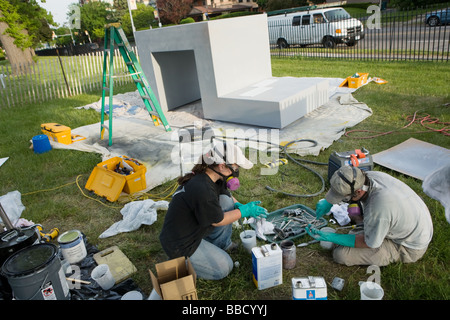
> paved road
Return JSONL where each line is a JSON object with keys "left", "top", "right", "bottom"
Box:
{"left": 362, "top": 23, "right": 449, "bottom": 52}
{"left": 270, "top": 18, "right": 449, "bottom": 60}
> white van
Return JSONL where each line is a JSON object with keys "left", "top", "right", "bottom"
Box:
{"left": 268, "top": 7, "right": 365, "bottom": 49}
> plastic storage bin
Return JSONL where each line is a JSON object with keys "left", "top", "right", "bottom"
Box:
{"left": 85, "top": 157, "right": 146, "bottom": 202}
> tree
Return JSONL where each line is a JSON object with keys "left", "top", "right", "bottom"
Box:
{"left": 389, "top": 0, "right": 446, "bottom": 9}
{"left": 266, "top": 0, "right": 308, "bottom": 12}
{"left": 0, "top": 0, "right": 55, "bottom": 74}
{"left": 156, "top": 0, "right": 193, "bottom": 25}
{"left": 256, "top": 0, "right": 269, "bottom": 12}
{"left": 77, "top": 1, "right": 114, "bottom": 43}
{"left": 121, "top": 3, "right": 157, "bottom": 37}
{"left": 0, "top": 0, "right": 38, "bottom": 74}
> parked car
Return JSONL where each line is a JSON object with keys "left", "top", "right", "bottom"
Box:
{"left": 425, "top": 8, "right": 450, "bottom": 27}
{"left": 268, "top": 7, "right": 365, "bottom": 49}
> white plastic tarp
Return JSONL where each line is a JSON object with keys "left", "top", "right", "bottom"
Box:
{"left": 50, "top": 77, "right": 373, "bottom": 191}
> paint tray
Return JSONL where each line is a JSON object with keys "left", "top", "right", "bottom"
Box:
{"left": 251, "top": 204, "right": 327, "bottom": 244}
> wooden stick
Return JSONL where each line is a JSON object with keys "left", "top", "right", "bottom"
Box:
{"left": 66, "top": 277, "right": 91, "bottom": 285}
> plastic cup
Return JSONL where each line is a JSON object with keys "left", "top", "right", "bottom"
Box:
{"left": 240, "top": 230, "right": 256, "bottom": 253}
{"left": 319, "top": 227, "right": 336, "bottom": 250}
{"left": 121, "top": 291, "right": 143, "bottom": 300}
{"left": 91, "top": 264, "right": 115, "bottom": 290}
{"left": 359, "top": 281, "right": 384, "bottom": 300}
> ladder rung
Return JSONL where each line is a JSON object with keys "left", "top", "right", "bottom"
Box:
{"left": 106, "top": 72, "right": 141, "bottom": 79}
{"left": 100, "top": 25, "right": 172, "bottom": 138}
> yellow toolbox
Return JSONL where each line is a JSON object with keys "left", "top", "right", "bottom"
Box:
{"left": 41, "top": 123, "right": 85, "bottom": 145}
{"left": 85, "top": 156, "right": 147, "bottom": 202}
{"left": 339, "top": 72, "right": 369, "bottom": 89}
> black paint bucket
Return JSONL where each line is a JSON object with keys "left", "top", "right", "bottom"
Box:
{"left": 1, "top": 243, "right": 70, "bottom": 300}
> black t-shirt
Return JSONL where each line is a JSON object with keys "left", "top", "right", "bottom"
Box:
{"left": 159, "top": 173, "right": 230, "bottom": 259}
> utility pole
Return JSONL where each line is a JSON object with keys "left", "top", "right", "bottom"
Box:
{"left": 127, "top": 0, "right": 137, "bottom": 34}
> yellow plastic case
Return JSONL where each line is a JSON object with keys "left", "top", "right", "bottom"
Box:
{"left": 40, "top": 123, "right": 85, "bottom": 144}
{"left": 85, "top": 157, "right": 147, "bottom": 202}
{"left": 339, "top": 72, "right": 369, "bottom": 89}
{"left": 41, "top": 123, "right": 72, "bottom": 144}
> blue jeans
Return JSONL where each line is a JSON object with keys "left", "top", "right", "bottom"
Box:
{"left": 189, "top": 194, "right": 234, "bottom": 280}
{"left": 148, "top": 195, "right": 235, "bottom": 299}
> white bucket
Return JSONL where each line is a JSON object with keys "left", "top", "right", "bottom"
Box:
{"left": 359, "top": 281, "right": 384, "bottom": 300}
{"left": 319, "top": 227, "right": 336, "bottom": 250}
{"left": 57, "top": 230, "right": 87, "bottom": 264}
{"left": 240, "top": 230, "right": 256, "bottom": 253}
{"left": 91, "top": 264, "right": 115, "bottom": 290}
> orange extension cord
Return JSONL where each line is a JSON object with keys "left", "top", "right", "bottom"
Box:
{"left": 345, "top": 110, "right": 450, "bottom": 139}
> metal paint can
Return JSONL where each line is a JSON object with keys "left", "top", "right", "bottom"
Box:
{"left": 280, "top": 240, "right": 296, "bottom": 269}
{"left": 57, "top": 230, "right": 87, "bottom": 264}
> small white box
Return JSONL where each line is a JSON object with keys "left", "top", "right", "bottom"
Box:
{"left": 252, "top": 244, "right": 282, "bottom": 290}
{"left": 292, "top": 276, "right": 327, "bottom": 300}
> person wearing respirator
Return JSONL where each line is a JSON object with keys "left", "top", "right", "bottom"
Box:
{"left": 307, "top": 166, "right": 433, "bottom": 267}
{"left": 159, "top": 141, "right": 267, "bottom": 280}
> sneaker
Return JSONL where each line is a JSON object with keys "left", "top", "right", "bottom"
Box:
{"left": 225, "top": 242, "right": 238, "bottom": 252}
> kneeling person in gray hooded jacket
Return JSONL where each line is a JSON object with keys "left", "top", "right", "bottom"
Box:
{"left": 308, "top": 166, "right": 433, "bottom": 266}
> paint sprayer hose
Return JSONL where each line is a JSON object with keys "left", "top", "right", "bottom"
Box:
{"left": 265, "top": 139, "right": 326, "bottom": 198}
{"left": 213, "top": 136, "right": 327, "bottom": 198}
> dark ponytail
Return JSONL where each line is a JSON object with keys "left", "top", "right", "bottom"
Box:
{"left": 177, "top": 151, "right": 222, "bottom": 186}
{"left": 178, "top": 144, "right": 224, "bottom": 185}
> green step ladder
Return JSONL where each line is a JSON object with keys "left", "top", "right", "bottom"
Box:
{"left": 100, "top": 24, "right": 171, "bottom": 146}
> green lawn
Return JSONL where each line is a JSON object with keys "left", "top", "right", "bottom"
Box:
{"left": 0, "top": 58, "right": 448, "bottom": 300}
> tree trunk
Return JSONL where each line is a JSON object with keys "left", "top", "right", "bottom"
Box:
{"left": 0, "top": 20, "right": 34, "bottom": 75}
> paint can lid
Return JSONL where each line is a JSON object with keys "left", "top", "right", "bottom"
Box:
{"left": 58, "top": 230, "right": 81, "bottom": 244}
{"left": 1, "top": 243, "right": 57, "bottom": 276}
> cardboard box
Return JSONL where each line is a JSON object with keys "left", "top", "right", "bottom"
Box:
{"left": 292, "top": 276, "right": 327, "bottom": 300}
{"left": 149, "top": 257, "right": 197, "bottom": 300}
{"left": 252, "top": 243, "right": 282, "bottom": 290}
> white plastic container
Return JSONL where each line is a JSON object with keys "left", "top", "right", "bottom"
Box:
{"left": 319, "top": 227, "right": 336, "bottom": 250}
{"left": 91, "top": 264, "right": 115, "bottom": 290}
{"left": 359, "top": 281, "right": 384, "bottom": 300}
{"left": 240, "top": 230, "right": 256, "bottom": 253}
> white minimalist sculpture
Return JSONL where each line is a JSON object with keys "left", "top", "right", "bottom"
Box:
{"left": 134, "top": 14, "right": 329, "bottom": 128}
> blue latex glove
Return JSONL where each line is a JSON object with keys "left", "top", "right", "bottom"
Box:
{"left": 239, "top": 201, "right": 268, "bottom": 219}
{"left": 306, "top": 225, "right": 356, "bottom": 247}
{"left": 315, "top": 199, "right": 333, "bottom": 218}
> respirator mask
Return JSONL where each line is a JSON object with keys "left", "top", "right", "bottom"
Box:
{"left": 208, "top": 142, "right": 241, "bottom": 191}
{"left": 225, "top": 166, "right": 240, "bottom": 191}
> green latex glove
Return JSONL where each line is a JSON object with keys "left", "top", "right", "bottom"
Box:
{"left": 306, "top": 225, "right": 356, "bottom": 247}
{"left": 234, "top": 202, "right": 243, "bottom": 209}
{"left": 239, "top": 201, "right": 268, "bottom": 219}
{"left": 315, "top": 199, "right": 333, "bottom": 218}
